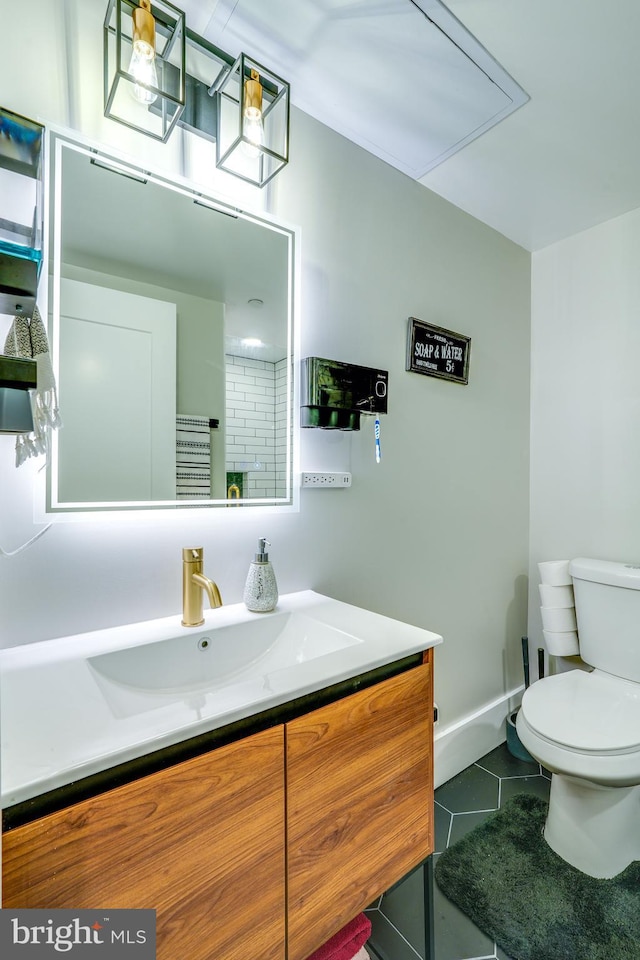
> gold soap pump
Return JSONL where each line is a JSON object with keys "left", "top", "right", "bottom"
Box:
{"left": 243, "top": 537, "right": 278, "bottom": 612}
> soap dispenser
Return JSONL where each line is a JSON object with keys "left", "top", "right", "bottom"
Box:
{"left": 243, "top": 538, "right": 278, "bottom": 612}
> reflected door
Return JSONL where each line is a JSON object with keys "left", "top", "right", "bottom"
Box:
{"left": 57, "top": 278, "right": 177, "bottom": 502}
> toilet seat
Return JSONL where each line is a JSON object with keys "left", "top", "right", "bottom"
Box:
{"left": 521, "top": 669, "right": 640, "bottom": 755}
{"left": 517, "top": 670, "right": 640, "bottom": 787}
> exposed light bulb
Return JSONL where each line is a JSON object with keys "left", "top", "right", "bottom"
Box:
{"left": 242, "top": 70, "right": 264, "bottom": 158}
{"left": 242, "top": 115, "right": 264, "bottom": 157}
{"left": 129, "top": 0, "right": 158, "bottom": 105}
{"left": 130, "top": 41, "right": 158, "bottom": 104}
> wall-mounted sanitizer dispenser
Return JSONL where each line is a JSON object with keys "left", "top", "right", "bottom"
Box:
{"left": 301, "top": 357, "right": 388, "bottom": 430}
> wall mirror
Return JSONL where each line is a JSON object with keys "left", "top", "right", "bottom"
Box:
{"left": 47, "top": 132, "right": 298, "bottom": 513}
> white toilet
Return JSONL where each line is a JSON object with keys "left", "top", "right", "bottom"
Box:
{"left": 517, "top": 558, "right": 640, "bottom": 878}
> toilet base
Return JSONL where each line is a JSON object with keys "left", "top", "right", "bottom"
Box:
{"left": 544, "top": 774, "right": 640, "bottom": 878}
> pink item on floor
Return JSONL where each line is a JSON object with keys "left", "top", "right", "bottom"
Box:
{"left": 305, "top": 913, "right": 372, "bottom": 960}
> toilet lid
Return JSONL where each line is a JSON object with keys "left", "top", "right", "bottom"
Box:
{"left": 521, "top": 670, "right": 640, "bottom": 754}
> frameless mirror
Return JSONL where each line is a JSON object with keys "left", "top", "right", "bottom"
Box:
{"left": 47, "top": 133, "right": 298, "bottom": 512}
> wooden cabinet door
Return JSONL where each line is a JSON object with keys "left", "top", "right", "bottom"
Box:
{"left": 3, "top": 727, "right": 285, "bottom": 960}
{"left": 286, "top": 663, "right": 433, "bottom": 960}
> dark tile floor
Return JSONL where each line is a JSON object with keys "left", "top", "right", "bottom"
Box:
{"left": 366, "top": 741, "right": 551, "bottom": 960}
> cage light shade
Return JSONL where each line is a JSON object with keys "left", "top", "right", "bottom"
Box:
{"left": 216, "top": 53, "right": 290, "bottom": 187}
{"left": 104, "top": 0, "right": 186, "bottom": 142}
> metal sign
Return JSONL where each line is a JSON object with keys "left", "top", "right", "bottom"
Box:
{"left": 406, "top": 317, "right": 471, "bottom": 384}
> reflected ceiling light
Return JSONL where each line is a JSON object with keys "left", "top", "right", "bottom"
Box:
{"left": 103, "top": 2, "right": 290, "bottom": 187}
{"left": 241, "top": 338, "right": 263, "bottom": 348}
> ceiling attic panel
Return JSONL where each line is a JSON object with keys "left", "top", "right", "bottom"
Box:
{"left": 194, "top": 0, "right": 528, "bottom": 178}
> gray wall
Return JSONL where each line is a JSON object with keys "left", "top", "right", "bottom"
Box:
{"left": 0, "top": 0, "right": 531, "bottom": 739}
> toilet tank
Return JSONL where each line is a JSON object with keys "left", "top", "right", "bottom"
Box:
{"left": 570, "top": 558, "right": 640, "bottom": 682}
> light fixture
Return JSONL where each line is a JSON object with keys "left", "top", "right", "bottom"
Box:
{"left": 104, "top": 0, "right": 186, "bottom": 142}
{"left": 241, "top": 70, "right": 264, "bottom": 157}
{"left": 216, "top": 53, "right": 290, "bottom": 188}
{"left": 129, "top": 0, "right": 158, "bottom": 104}
{"left": 103, "top": 3, "right": 290, "bottom": 186}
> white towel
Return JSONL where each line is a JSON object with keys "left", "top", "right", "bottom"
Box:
{"left": 3, "top": 306, "right": 61, "bottom": 466}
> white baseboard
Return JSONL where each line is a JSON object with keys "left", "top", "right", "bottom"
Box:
{"left": 433, "top": 685, "right": 524, "bottom": 788}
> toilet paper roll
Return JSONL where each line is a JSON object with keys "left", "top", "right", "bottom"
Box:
{"left": 541, "top": 605, "right": 577, "bottom": 632}
{"left": 538, "top": 584, "right": 574, "bottom": 608}
{"left": 543, "top": 629, "right": 580, "bottom": 657}
{"left": 538, "top": 560, "right": 572, "bottom": 586}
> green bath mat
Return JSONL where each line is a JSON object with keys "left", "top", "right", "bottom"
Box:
{"left": 434, "top": 793, "right": 640, "bottom": 960}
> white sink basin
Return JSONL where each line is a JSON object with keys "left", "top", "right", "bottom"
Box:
{"left": 88, "top": 612, "right": 363, "bottom": 694}
{"left": 1, "top": 590, "right": 442, "bottom": 806}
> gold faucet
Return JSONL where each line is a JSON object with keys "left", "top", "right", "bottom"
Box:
{"left": 182, "top": 547, "right": 223, "bottom": 627}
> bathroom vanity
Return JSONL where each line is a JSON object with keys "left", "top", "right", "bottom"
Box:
{"left": 1, "top": 592, "right": 441, "bottom": 960}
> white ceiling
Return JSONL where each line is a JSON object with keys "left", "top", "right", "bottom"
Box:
{"left": 175, "top": 0, "right": 640, "bottom": 252}
{"left": 194, "top": 0, "right": 529, "bottom": 180}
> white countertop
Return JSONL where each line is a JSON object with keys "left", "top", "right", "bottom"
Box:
{"left": 0, "top": 591, "right": 442, "bottom": 807}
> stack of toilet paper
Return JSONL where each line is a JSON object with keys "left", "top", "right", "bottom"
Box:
{"left": 538, "top": 560, "right": 580, "bottom": 657}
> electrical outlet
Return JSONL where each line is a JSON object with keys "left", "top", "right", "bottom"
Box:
{"left": 302, "top": 472, "right": 352, "bottom": 488}
{"left": 433, "top": 703, "right": 439, "bottom": 726}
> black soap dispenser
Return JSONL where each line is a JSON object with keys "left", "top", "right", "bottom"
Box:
{"left": 243, "top": 538, "right": 278, "bottom": 612}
